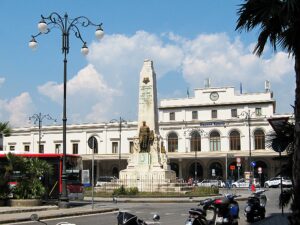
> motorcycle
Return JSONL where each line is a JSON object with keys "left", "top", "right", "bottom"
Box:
{"left": 30, "top": 214, "right": 76, "bottom": 225}
{"left": 244, "top": 189, "right": 267, "bottom": 222}
{"left": 117, "top": 211, "right": 160, "bottom": 225}
{"left": 199, "top": 194, "right": 239, "bottom": 225}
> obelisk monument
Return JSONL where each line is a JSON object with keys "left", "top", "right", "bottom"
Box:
{"left": 119, "top": 60, "right": 176, "bottom": 191}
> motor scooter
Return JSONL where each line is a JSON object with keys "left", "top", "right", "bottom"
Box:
{"left": 244, "top": 189, "right": 267, "bottom": 222}
{"left": 185, "top": 207, "right": 208, "bottom": 225}
{"left": 199, "top": 194, "right": 239, "bottom": 225}
{"left": 117, "top": 211, "right": 160, "bottom": 225}
{"left": 30, "top": 214, "right": 76, "bottom": 225}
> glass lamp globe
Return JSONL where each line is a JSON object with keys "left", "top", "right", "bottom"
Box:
{"left": 81, "top": 43, "right": 89, "bottom": 55}
{"left": 29, "top": 38, "right": 38, "bottom": 50}
{"left": 95, "top": 28, "right": 104, "bottom": 40}
{"left": 38, "top": 19, "right": 48, "bottom": 33}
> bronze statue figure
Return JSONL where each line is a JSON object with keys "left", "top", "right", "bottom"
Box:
{"left": 139, "top": 121, "right": 153, "bottom": 152}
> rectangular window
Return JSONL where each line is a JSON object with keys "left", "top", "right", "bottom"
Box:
{"left": 255, "top": 107, "right": 262, "bottom": 116}
{"left": 129, "top": 141, "right": 134, "bottom": 153}
{"left": 192, "top": 111, "right": 198, "bottom": 120}
{"left": 73, "top": 143, "right": 78, "bottom": 154}
{"left": 24, "top": 145, "right": 30, "bottom": 152}
{"left": 55, "top": 144, "right": 61, "bottom": 154}
{"left": 39, "top": 145, "right": 44, "bottom": 153}
{"left": 0, "top": 136, "right": 3, "bottom": 151}
{"left": 211, "top": 110, "right": 217, "bottom": 119}
{"left": 9, "top": 145, "right": 15, "bottom": 151}
{"left": 169, "top": 112, "right": 175, "bottom": 121}
{"left": 231, "top": 109, "right": 237, "bottom": 118}
{"left": 112, "top": 142, "right": 118, "bottom": 154}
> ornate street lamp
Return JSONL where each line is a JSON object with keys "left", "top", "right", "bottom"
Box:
{"left": 239, "top": 109, "right": 258, "bottom": 184}
{"left": 29, "top": 12, "right": 104, "bottom": 207}
{"left": 110, "top": 117, "right": 127, "bottom": 173}
{"left": 29, "top": 113, "right": 56, "bottom": 153}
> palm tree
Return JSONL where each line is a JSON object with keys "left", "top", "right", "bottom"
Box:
{"left": 236, "top": 1, "right": 300, "bottom": 223}
{"left": 0, "top": 122, "right": 11, "bottom": 136}
{"left": 266, "top": 122, "right": 294, "bottom": 207}
{"left": 0, "top": 122, "right": 11, "bottom": 151}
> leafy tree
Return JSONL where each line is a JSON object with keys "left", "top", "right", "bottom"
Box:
{"left": 6, "top": 153, "right": 52, "bottom": 199}
{"left": 236, "top": 1, "right": 300, "bottom": 223}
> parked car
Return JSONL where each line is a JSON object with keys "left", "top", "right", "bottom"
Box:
{"left": 96, "top": 176, "right": 117, "bottom": 187}
{"left": 232, "top": 178, "right": 260, "bottom": 188}
{"left": 197, "top": 179, "right": 225, "bottom": 188}
{"left": 264, "top": 177, "right": 292, "bottom": 188}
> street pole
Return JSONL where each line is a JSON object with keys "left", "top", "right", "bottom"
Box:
{"left": 247, "top": 109, "right": 252, "bottom": 184}
{"left": 29, "top": 113, "right": 56, "bottom": 153}
{"left": 30, "top": 12, "right": 104, "bottom": 208}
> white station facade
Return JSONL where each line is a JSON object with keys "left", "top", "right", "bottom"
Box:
{"left": 2, "top": 83, "right": 291, "bottom": 184}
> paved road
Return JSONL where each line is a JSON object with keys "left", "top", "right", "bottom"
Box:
{"left": 6, "top": 188, "right": 290, "bottom": 225}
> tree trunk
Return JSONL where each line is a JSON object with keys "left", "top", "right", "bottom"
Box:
{"left": 291, "top": 54, "right": 300, "bottom": 225}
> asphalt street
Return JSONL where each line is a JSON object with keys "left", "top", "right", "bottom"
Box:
{"left": 5, "top": 188, "right": 290, "bottom": 225}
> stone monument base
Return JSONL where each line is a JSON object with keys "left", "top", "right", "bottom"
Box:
{"left": 119, "top": 167, "right": 176, "bottom": 192}
{"left": 119, "top": 153, "right": 176, "bottom": 192}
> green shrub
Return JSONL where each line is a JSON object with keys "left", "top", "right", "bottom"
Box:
{"left": 127, "top": 187, "right": 139, "bottom": 195}
{"left": 113, "top": 185, "right": 127, "bottom": 196}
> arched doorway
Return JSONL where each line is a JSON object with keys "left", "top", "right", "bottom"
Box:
{"left": 112, "top": 167, "right": 119, "bottom": 178}
{"left": 170, "top": 162, "right": 179, "bottom": 177}
{"left": 253, "top": 161, "right": 268, "bottom": 185}
{"left": 188, "top": 162, "right": 203, "bottom": 181}
{"left": 209, "top": 162, "right": 223, "bottom": 179}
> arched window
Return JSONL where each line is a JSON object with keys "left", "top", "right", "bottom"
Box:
{"left": 229, "top": 130, "right": 241, "bottom": 150}
{"left": 190, "top": 131, "right": 201, "bottom": 152}
{"left": 210, "top": 131, "right": 221, "bottom": 151}
{"left": 168, "top": 132, "right": 178, "bottom": 152}
{"left": 254, "top": 129, "right": 265, "bottom": 150}
{"left": 209, "top": 162, "right": 223, "bottom": 179}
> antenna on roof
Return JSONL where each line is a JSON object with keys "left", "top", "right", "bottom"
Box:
{"left": 265, "top": 80, "right": 271, "bottom": 92}
{"left": 186, "top": 87, "right": 190, "bottom": 98}
{"left": 240, "top": 82, "right": 243, "bottom": 94}
{"left": 204, "top": 78, "right": 211, "bottom": 88}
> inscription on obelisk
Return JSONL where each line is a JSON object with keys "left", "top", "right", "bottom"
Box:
{"left": 138, "top": 59, "right": 159, "bottom": 134}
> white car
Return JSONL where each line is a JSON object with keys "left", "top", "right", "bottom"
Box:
{"left": 264, "top": 177, "right": 292, "bottom": 188}
{"left": 232, "top": 178, "right": 260, "bottom": 188}
{"left": 197, "top": 179, "right": 225, "bottom": 188}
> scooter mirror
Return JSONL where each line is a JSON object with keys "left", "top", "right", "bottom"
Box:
{"left": 30, "top": 214, "right": 39, "bottom": 221}
{"left": 153, "top": 214, "right": 160, "bottom": 221}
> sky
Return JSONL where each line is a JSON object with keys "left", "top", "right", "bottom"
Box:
{"left": 0, "top": 0, "right": 295, "bottom": 128}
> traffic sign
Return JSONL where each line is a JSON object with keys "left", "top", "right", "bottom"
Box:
{"left": 230, "top": 165, "right": 235, "bottom": 170}
{"left": 258, "top": 167, "right": 262, "bottom": 174}
{"left": 251, "top": 161, "right": 256, "bottom": 167}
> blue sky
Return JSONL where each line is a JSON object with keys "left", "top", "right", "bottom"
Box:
{"left": 0, "top": 0, "right": 295, "bottom": 127}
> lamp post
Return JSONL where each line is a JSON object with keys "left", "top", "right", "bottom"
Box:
{"left": 29, "top": 13, "right": 104, "bottom": 207}
{"left": 29, "top": 113, "right": 56, "bottom": 153}
{"left": 110, "top": 117, "right": 127, "bottom": 173}
{"left": 239, "top": 109, "right": 256, "bottom": 184}
{"left": 184, "top": 128, "right": 207, "bottom": 181}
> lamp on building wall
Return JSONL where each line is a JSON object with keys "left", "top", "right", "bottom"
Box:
{"left": 110, "top": 117, "right": 127, "bottom": 173}
{"left": 29, "top": 113, "right": 56, "bottom": 153}
{"left": 184, "top": 128, "right": 207, "bottom": 181}
{"left": 29, "top": 12, "right": 104, "bottom": 208}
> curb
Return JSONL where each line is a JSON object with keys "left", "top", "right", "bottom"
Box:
{"left": 0, "top": 205, "right": 58, "bottom": 214}
{"left": 0, "top": 207, "right": 119, "bottom": 224}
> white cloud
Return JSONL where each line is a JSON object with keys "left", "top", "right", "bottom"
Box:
{"left": 37, "top": 31, "right": 294, "bottom": 123}
{"left": 0, "top": 77, "right": 5, "bottom": 86}
{"left": 0, "top": 92, "right": 35, "bottom": 127}
{"left": 38, "top": 64, "right": 118, "bottom": 123}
